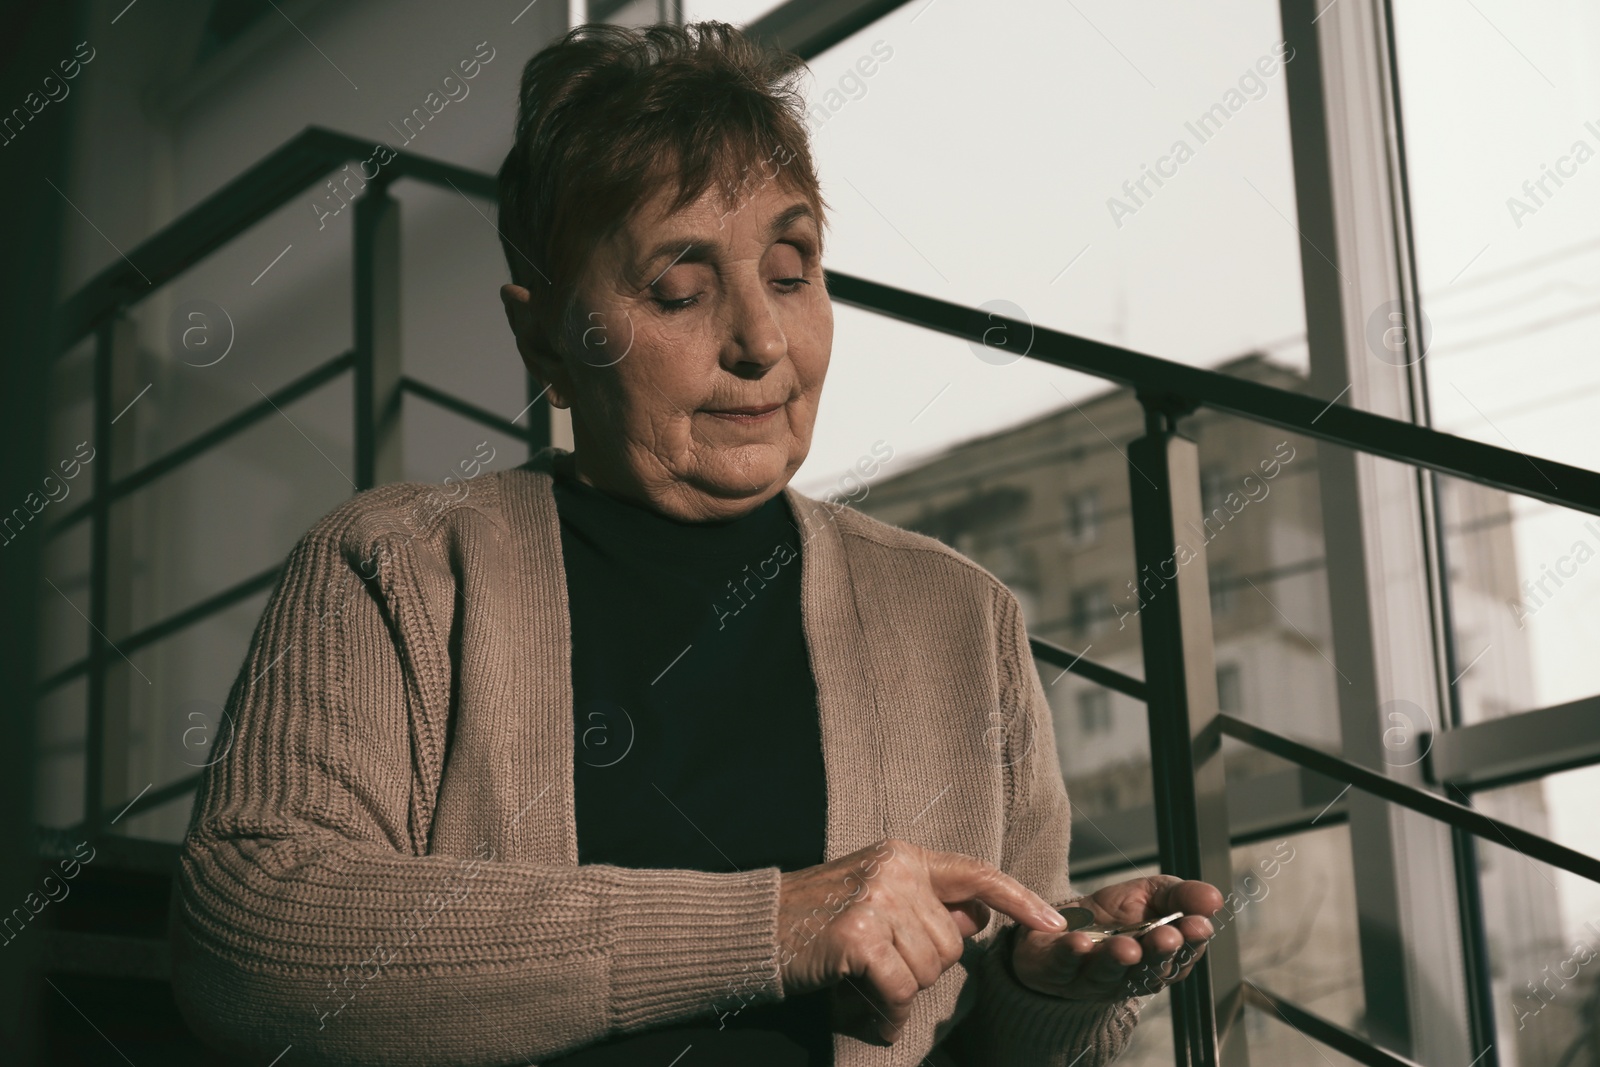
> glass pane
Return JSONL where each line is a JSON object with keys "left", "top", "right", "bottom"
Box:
{"left": 1252, "top": 1009, "right": 1369, "bottom": 1067}
{"left": 808, "top": 0, "right": 1306, "bottom": 380}
{"left": 1233, "top": 827, "right": 1362, "bottom": 1032}
{"left": 1472, "top": 764, "right": 1600, "bottom": 991}
{"left": 1392, "top": 0, "right": 1600, "bottom": 472}
{"left": 1392, "top": 2, "right": 1600, "bottom": 730}
{"left": 1436, "top": 477, "right": 1600, "bottom": 721}
{"left": 1193, "top": 410, "right": 1341, "bottom": 754}
{"left": 1472, "top": 828, "right": 1600, "bottom": 1067}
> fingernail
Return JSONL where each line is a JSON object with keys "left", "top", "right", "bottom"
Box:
{"left": 1043, "top": 909, "right": 1066, "bottom": 929}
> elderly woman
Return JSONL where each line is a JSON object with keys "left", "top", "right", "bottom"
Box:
{"left": 170, "top": 20, "right": 1221, "bottom": 1067}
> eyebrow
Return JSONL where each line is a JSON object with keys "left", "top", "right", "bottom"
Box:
{"left": 638, "top": 202, "right": 818, "bottom": 285}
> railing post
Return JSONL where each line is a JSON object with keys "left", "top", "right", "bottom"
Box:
{"left": 1127, "top": 398, "right": 1248, "bottom": 1067}
{"left": 355, "top": 183, "right": 403, "bottom": 490}
{"left": 85, "top": 317, "right": 137, "bottom": 835}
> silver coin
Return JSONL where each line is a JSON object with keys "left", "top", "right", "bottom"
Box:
{"left": 1057, "top": 908, "right": 1184, "bottom": 943}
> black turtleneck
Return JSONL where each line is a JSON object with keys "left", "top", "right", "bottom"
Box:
{"left": 542, "top": 456, "right": 833, "bottom": 1066}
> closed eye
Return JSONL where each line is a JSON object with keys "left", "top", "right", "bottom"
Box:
{"left": 653, "top": 293, "right": 701, "bottom": 312}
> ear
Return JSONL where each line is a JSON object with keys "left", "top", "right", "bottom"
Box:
{"left": 500, "top": 283, "right": 571, "bottom": 409}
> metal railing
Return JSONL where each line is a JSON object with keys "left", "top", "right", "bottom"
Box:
{"left": 45, "top": 130, "right": 1600, "bottom": 1067}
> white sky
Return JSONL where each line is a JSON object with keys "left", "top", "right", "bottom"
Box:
{"left": 678, "top": 0, "right": 1600, "bottom": 947}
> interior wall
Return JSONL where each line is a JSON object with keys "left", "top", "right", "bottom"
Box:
{"left": 45, "top": 0, "right": 571, "bottom": 839}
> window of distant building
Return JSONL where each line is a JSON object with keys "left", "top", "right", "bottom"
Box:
{"left": 1210, "top": 560, "right": 1235, "bottom": 615}
{"left": 1216, "top": 663, "right": 1242, "bottom": 714}
{"left": 1063, "top": 488, "right": 1100, "bottom": 546}
{"left": 1069, "top": 584, "right": 1109, "bottom": 641}
{"left": 1200, "top": 465, "right": 1230, "bottom": 516}
{"left": 1077, "top": 689, "right": 1112, "bottom": 736}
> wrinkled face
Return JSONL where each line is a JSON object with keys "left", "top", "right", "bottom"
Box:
{"left": 504, "top": 176, "right": 832, "bottom": 523}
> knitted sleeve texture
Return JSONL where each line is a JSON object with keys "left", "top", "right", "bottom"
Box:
{"left": 168, "top": 492, "right": 786, "bottom": 1066}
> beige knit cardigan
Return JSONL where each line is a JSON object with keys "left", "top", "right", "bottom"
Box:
{"left": 168, "top": 445, "right": 1141, "bottom": 1065}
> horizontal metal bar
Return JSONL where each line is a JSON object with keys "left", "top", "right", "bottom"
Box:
{"left": 57, "top": 128, "right": 496, "bottom": 347}
{"left": 71, "top": 772, "right": 202, "bottom": 838}
{"left": 51, "top": 351, "right": 354, "bottom": 536}
{"left": 1028, "top": 635, "right": 1148, "bottom": 701}
{"left": 745, "top": 0, "right": 917, "bottom": 58}
{"left": 1242, "top": 982, "right": 1424, "bottom": 1067}
{"left": 121, "top": 564, "right": 282, "bottom": 658}
{"left": 35, "top": 657, "right": 89, "bottom": 695}
{"left": 1431, "top": 693, "right": 1600, "bottom": 793}
{"left": 1072, "top": 807, "right": 1353, "bottom": 883}
{"left": 1218, "top": 713, "right": 1600, "bottom": 883}
{"left": 1069, "top": 766, "right": 1350, "bottom": 879}
{"left": 825, "top": 271, "right": 1600, "bottom": 517}
{"left": 400, "top": 376, "right": 527, "bottom": 440}
{"left": 37, "top": 566, "right": 282, "bottom": 697}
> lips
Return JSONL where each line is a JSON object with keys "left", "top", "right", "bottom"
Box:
{"left": 704, "top": 401, "right": 783, "bottom": 416}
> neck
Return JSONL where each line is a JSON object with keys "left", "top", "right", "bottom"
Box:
{"left": 564, "top": 448, "right": 780, "bottom": 523}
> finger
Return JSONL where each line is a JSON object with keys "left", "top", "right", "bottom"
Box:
{"left": 1140, "top": 925, "right": 1186, "bottom": 959}
{"left": 1041, "top": 931, "right": 1097, "bottom": 986}
{"left": 1069, "top": 936, "right": 1142, "bottom": 998}
{"left": 1175, "top": 915, "right": 1215, "bottom": 942}
{"left": 925, "top": 852, "right": 1065, "bottom": 933}
{"left": 1153, "top": 878, "right": 1224, "bottom": 918}
{"left": 1136, "top": 938, "right": 1207, "bottom": 994}
{"left": 945, "top": 899, "right": 989, "bottom": 939}
{"left": 857, "top": 942, "right": 919, "bottom": 1044}
{"left": 891, "top": 916, "right": 945, "bottom": 992}
{"left": 915, "top": 899, "right": 967, "bottom": 971}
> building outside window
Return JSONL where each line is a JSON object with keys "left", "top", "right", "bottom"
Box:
{"left": 1077, "top": 688, "right": 1112, "bottom": 736}
{"left": 1069, "top": 583, "right": 1110, "bottom": 641}
{"left": 1064, "top": 488, "right": 1100, "bottom": 545}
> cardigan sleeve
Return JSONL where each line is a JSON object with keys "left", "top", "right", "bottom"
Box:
{"left": 168, "top": 515, "right": 786, "bottom": 1067}
{"left": 948, "top": 583, "right": 1142, "bottom": 1065}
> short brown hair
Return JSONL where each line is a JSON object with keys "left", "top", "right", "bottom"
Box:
{"left": 496, "top": 21, "right": 826, "bottom": 357}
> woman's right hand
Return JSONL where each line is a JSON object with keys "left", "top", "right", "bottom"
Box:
{"left": 776, "top": 838, "right": 1067, "bottom": 1044}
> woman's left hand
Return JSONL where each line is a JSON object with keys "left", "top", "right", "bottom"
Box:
{"left": 1010, "top": 875, "right": 1223, "bottom": 1001}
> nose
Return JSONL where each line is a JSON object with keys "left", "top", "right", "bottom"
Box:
{"left": 722, "top": 274, "right": 786, "bottom": 373}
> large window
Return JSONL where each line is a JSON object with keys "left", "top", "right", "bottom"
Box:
{"left": 1394, "top": 2, "right": 1600, "bottom": 1060}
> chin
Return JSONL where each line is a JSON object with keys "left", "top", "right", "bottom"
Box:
{"left": 697, "top": 443, "right": 799, "bottom": 497}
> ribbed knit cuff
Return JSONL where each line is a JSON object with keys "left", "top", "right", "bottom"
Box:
{"left": 969, "top": 922, "right": 1140, "bottom": 1062}
{"left": 605, "top": 865, "right": 785, "bottom": 1032}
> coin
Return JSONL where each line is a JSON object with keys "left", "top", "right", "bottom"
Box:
{"left": 1055, "top": 907, "right": 1185, "bottom": 943}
